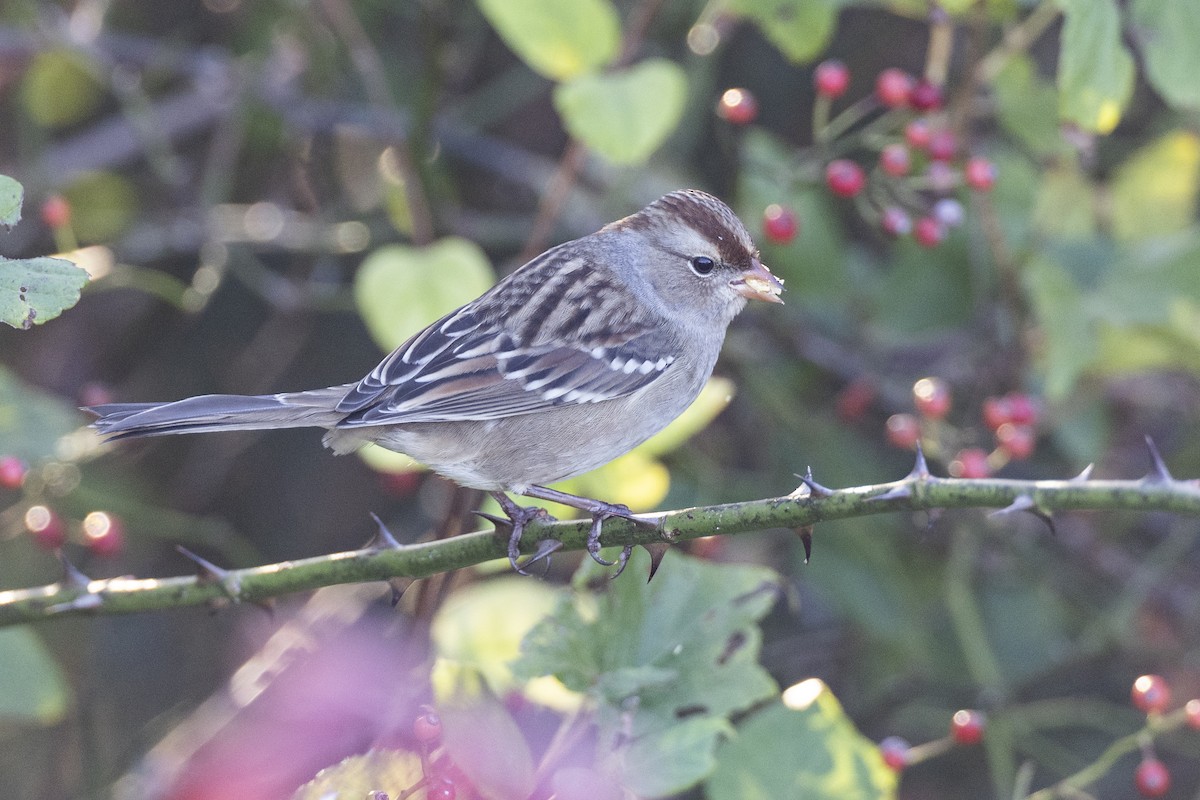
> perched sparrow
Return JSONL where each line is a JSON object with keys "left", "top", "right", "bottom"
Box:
{"left": 88, "top": 190, "right": 783, "bottom": 573}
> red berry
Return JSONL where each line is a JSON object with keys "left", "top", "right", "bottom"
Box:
{"left": 1005, "top": 393, "right": 1039, "bottom": 426}
{"left": 905, "top": 119, "right": 932, "bottom": 150}
{"left": 928, "top": 129, "right": 958, "bottom": 162}
{"left": 879, "top": 736, "right": 910, "bottom": 771}
{"left": 1131, "top": 674, "right": 1171, "bottom": 714}
{"left": 0, "top": 455, "right": 26, "bottom": 489}
{"left": 880, "top": 206, "right": 912, "bottom": 237}
{"left": 814, "top": 59, "right": 850, "bottom": 98}
{"left": 914, "top": 216, "right": 946, "bottom": 248}
{"left": 413, "top": 709, "right": 442, "bottom": 743}
{"left": 913, "top": 377, "right": 951, "bottom": 418}
{"left": 879, "top": 143, "right": 910, "bottom": 177}
{"left": 380, "top": 470, "right": 422, "bottom": 498}
{"left": 965, "top": 157, "right": 997, "bottom": 191}
{"left": 836, "top": 379, "right": 876, "bottom": 423}
{"left": 950, "top": 709, "right": 986, "bottom": 745}
{"left": 717, "top": 88, "right": 758, "bottom": 125}
{"left": 82, "top": 511, "right": 125, "bottom": 557}
{"left": 1185, "top": 698, "right": 1200, "bottom": 730}
{"left": 1135, "top": 758, "right": 1170, "bottom": 797}
{"left": 885, "top": 413, "right": 921, "bottom": 450}
{"left": 995, "top": 423, "right": 1036, "bottom": 461}
{"left": 875, "top": 68, "right": 914, "bottom": 108}
{"left": 40, "top": 195, "right": 71, "bottom": 229}
{"left": 24, "top": 505, "right": 66, "bottom": 550}
{"left": 825, "top": 159, "right": 866, "bottom": 198}
{"left": 982, "top": 396, "right": 1013, "bottom": 431}
{"left": 909, "top": 79, "right": 943, "bottom": 111}
{"left": 952, "top": 448, "right": 991, "bottom": 479}
{"left": 762, "top": 204, "right": 799, "bottom": 244}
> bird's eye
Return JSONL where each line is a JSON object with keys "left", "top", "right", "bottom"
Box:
{"left": 689, "top": 256, "right": 716, "bottom": 276}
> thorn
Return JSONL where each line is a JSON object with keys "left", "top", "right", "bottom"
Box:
{"left": 250, "top": 597, "right": 276, "bottom": 617}
{"left": 795, "top": 527, "right": 813, "bottom": 563}
{"left": 386, "top": 577, "right": 414, "bottom": 606}
{"left": 798, "top": 467, "right": 835, "bottom": 498}
{"left": 642, "top": 542, "right": 670, "bottom": 581}
{"left": 177, "top": 546, "right": 242, "bottom": 599}
{"left": 57, "top": 551, "right": 90, "bottom": 589}
{"left": 367, "top": 512, "right": 402, "bottom": 549}
{"left": 909, "top": 442, "right": 930, "bottom": 479}
{"left": 472, "top": 510, "right": 510, "bottom": 529}
{"left": 47, "top": 593, "right": 104, "bottom": 614}
{"left": 520, "top": 539, "right": 562, "bottom": 576}
{"left": 870, "top": 484, "right": 912, "bottom": 502}
{"left": 1143, "top": 436, "right": 1174, "bottom": 482}
{"left": 1071, "top": 463, "right": 1095, "bottom": 482}
{"left": 989, "top": 495, "right": 1056, "bottom": 535}
{"left": 609, "top": 545, "right": 634, "bottom": 580}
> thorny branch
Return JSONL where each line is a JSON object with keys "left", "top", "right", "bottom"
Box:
{"left": 2, "top": 441, "right": 1198, "bottom": 627}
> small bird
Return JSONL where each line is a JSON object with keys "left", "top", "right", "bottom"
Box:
{"left": 88, "top": 190, "right": 783, "bottom": 573}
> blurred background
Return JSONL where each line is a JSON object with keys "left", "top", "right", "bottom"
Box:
{"left": 2, "top": 0, "right": 1200, "bottom": 798}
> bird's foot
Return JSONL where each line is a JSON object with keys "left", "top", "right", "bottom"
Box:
{"left": 522, "top": 485, "right": 660, "bottom": 579}
{"left": 487, "top": 492, "right": 557, "bottom": 575}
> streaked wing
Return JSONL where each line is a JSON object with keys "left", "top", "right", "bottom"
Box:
{"left": 335, "top": 250, "right": 680, "bottom": 426}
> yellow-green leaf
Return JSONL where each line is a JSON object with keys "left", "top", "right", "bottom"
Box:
{"left": 1110, "top": 130, "right": 1200, "bottom": 241}
{"left": 21, "top": 49, "right": 104, "bottom": 128}
{"left": 0, "top": 627, "right": 69, "bottom": 724}
{"left": 553, "top": 60, "right": 687, "bottom": 165}
{"left": 353, "top": 237, "right": 495, "bottom": 352}
{"left": 0, "top": 175, "right": 22, "bottom": 229}
{"left": 292, "top": 749, "right": 422, "bottom": 800}
{"left": 63, "top": 171, "right": 138, "bottom": 243}
{"left": 1033, "top": 164, "right": 1096, "bottom": 238}
{"left": 1055, "top": 0, "right": 1135, "bottom": 133}
{"left": 0, "top": 256, "right": 90, "bottom": 330}
{"left": 475, "top": 0, "right": 620, "bottom": 81}
{"left": 730, "top": 0, "right": 838, "bottom": 63}
{"left": 1129, "top": 0, "right": 1200, "bottom": 110}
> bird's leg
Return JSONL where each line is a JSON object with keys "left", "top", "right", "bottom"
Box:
{"left": 520, "top": 484, "right": 659, "bottom": 574}
{"left": 488, "top": 491, "right": 556, "bottom": 574}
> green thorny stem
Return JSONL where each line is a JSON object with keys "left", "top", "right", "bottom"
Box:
{"left": 1, "top": 441, "right": 1199, "bottom": 626}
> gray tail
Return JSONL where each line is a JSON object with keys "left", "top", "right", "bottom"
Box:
{"left": 87, "top": 386, "right": 353, "bottom": 440}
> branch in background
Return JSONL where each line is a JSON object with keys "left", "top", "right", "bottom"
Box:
{"left": 2, "top": 444, "right": 1198, "bottom": 627}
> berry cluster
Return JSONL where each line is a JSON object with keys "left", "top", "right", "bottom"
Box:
{"left": 883, "top": 378, "right": 1042, "bottom": 478}
{"left": 877, "top": 708, "right": 986, "bottom": 772}
{"left": 388, "top": 706, "right": 462, "bottom": 800}
{"left": 2, "top": 456, "right": 126, "bottom": 558}
{"left": 1127, "top": 674, "right": 1200, "bottom": 797}
{"left": 715, "top": 61, "right": 997, "bottom": 248}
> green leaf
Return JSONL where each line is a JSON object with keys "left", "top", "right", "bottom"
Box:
{"left": 0, "top": 627, "right": 69, "bottom": 724}
{"left": 63, "top": 171, "right": 138, "bottom": 243}
{"left": 516, "top": 551, "right": 779, "bottom": 793}
{"left": 993, "top": 55, "right": 1067, "bottom": 158}
{"left": 1109, "top": 130, "right": 1200, "bottom": 241}
{"left": 730, "top": 0, "right": 838, "bottom": 63}
{"left": 440, "top": 692, "right": 536, "bottom": 800}
{"left": 553, "top": 60, "right": 687, "bottom": 165}
{"left": 1033, "top": 164, "right": 1096, "bottom": 239}
{"left": 1022, "top": 255, "right": 1097, "bottom": 399}
{"left": 1129, "top": 0, "right": 1200, "bottom": 110}
{"left": 475, "top": 0, "right": 620, "bottom": 81}
{"left": 707, "top": 683, "right": 897, "bottom": 800}
{"left": 0, "top": 366, "right": 85, "bottom": 461}
{"left": 0, "top": 256, "right": 90, "bottom": 329}
{"left": 0, "top": 174, "right": 22, "bottom": 229}
{"left": 292, "top": 749, "right": 423, "bottom": 799}
{"left": 353, "top": 237, "right": 495, "bottom": 352}
{"left": 21, "top": 49, "right": 104, "bottom": 128}
{"left": 1055, "top": 0, "right": 1135, "bottom": 133}
{"left": 623, "top": 717, "right": 733, "bottom": 798}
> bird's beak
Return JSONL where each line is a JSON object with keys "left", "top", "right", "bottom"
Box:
{"left": 731, "top": 258, "right": 784, "bottom": 304}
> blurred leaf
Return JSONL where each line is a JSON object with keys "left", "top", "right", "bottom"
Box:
{"left": 552, "top": 767, "right": 624, "bottom": 800}
{"left": 0, "top": 256, "right": 90, "bottom": 330}
{"left": 0, "top": 628, "right": 69, "bottom": 724}
{"left": 1022, "top": 255, "right": 1097, "bottom": 399}
{"left": 623, "top": 717, "right": 733, "bottom": 798}
{"left": 707, "top": 684, "right": 897, "bottom": 800}
{"left": 1033, "top": 164, "right": 1096, "bottom": 238}
{"left": 993, "top": 55, "right": 1066, "bottom": 158}
{"left": 562, "top": 449, "right": 670, "bottom": 513}
{"left": 354, "top": 237, "right": 495, "bottom": 352}
{"left": 1110, "top": 130, "right": 1200, "bottom": 241}
{"left": 553, "top": 60, "right": 687, "bottom": 165}
{"left": 63, "top": 171, "right": 138, "bottom": 243}
{"left": 475, "top": 0, "right": 619, "bottom": 81}
{"left": 0, "top": 174, "right": 22, "bottom": 229}
{"left": 1055, "top": 0, "right": 1134, "bottom": 134}
{"left": 292, "top": 749, "right": 422, "bottom": 799}
{"left": 440, "top": 692, "right": 536, "bottom": 800}
{"left": 357, "top": 442, "right": 424, "bottom": 474}
{"left": 980, "top": 577, "right": 1070, "bottom": 684}
{"left": 987, "top": 146, "right": 1042, "bottom": 252}
{"left": 1129, "top": 0, "right": 1200, "bottom": 110}
{"left": 21, "top": 49, "right": 104, "bottom": 128}
{"left": 730, "top": 0, "right": 838, "bottom": 63}
{"left": 516, "top": 551, "right": 779, "bottom": 792}
{"left": 430, "top": 578, "right": 575, "bottom": 710}
{"left": 0, "top": 367, "right": 83, "bottom": 461}
{"left": 870, "top": 235, "right": 972, "bottom": 336}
